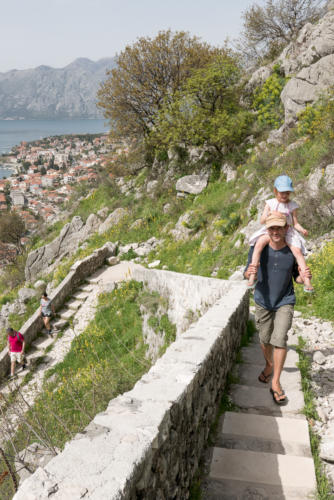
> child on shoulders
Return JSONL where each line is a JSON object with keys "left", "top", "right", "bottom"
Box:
{"left": 247, "top": 174, "right": 313, "bottom": 292}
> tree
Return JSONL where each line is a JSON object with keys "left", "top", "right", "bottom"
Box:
{"left": 239, "top": 0, "right": 326, "bottom": 64}
{"left": 0, "top": 211, "right": 26, "bottom": 254}
{"left": 97, "top": 30, "right": 221, "bottom": 140}
{"left": 150, "top": 54, "right": 254, "bottom": 156}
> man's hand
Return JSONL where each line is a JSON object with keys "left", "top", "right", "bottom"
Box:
{"left": 296, "top": 266, "right": 312, "bottom": 284}
{"left": 244, "top": 264, "right": 257, "bottom": 280}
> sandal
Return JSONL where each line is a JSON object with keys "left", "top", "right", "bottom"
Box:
{"left": 270, "top": 387, "right": 287, "bottom": 405}
{"left": 258, "top": 370, "right": 272, "bottom": 384}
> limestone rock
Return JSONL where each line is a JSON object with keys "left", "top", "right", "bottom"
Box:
{"left": 247, "top": 65, "right": 273, "bottom": 90}
{"left": 324, "top": 164, "right": 334, "bottom": 192}
{"left": 175, "top": 174, "right": 209, "bottom": 195}
{"left": 221, "top": 163, "right": 237, "bottom": 182}
{"left": 146, "top": 180, "right": 159, "bottom": 193}
{"left": 313, "top": 351, "right": 326, "bottom": 365}
{"left": 18, "top": 288, "right": 37, "bottom": 303}
{"left": 170, "top": 212, "right": 194, "bottom": 241}
{"left": 33, "top": 280, "right": 46, "bottom": 290}
{"left": 148, "top": 260, "right": 160, "bottom": 268}
{"left": 130, "top": 218, "right": 144, "bottom": 230}
{"left": 281, "top": 54, "right": 334, "bottom": 122}
{"left": 97, "top": 207, "right": 109, "bottom": 219}
{"left": 15, "top": 443, "right": 58, "bottom": 484}
{"left": 163, "top": 203, "right": 172, "bottom": 214}
{"left": 307, "top": 168, "right": 323, "bottom": 196}
{"left": 25, "top": 215, "right": 101, "bottom": 281}
{"left": 83, "top": 213, "right": 101, "bottom": 236}
{"left": 98, "top": 208, "right": 128, "bottom": 235}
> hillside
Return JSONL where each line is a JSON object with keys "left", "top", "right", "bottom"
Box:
{"left": 0, "top": 3, "right": 334, "bottom": 498}
{"left": 0, "top": 57, "right": 115, "bottom": 119}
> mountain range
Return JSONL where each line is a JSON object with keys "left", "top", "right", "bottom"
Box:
{"left": 0, "top": 57, "right": 116, "bottom": 119}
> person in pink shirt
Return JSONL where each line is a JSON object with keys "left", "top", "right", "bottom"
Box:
{"left": 7, "top": 327, "right": 26, "bottom": 379}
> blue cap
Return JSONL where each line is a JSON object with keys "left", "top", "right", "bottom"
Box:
{"left": 274, "top": 175, "right": 294, "bottom": 192}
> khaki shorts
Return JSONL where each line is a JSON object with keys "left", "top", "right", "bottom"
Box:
{"left": 255, "top": 303, "right": 294, "bottom": 348}
{"left": 10, "top": 352, "right": 23, "bottom": 363}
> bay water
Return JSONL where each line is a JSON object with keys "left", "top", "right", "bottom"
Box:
{"left": 0, "top": 119, "right": 109, "bottom": 178}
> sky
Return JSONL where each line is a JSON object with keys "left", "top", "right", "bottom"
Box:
{"left": 0, "top": 0, "right": 259, "bottom": 73}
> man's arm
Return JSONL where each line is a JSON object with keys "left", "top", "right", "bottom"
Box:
{"left": 243, "top": 247, "right": 255, "bottom": 279}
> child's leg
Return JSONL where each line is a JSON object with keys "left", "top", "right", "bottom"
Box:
{"left": 248, "top": 235, "right": 270, "bottom": 286}
{"left": 289, "top": 246, "right": 313, "bottom": 291}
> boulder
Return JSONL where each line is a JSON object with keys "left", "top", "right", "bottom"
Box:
{"left": 18, "top": 288, "right": 38, "bottom": 303}
{"left": 98, "top": 208, "right": 128, "bottom": 235}
{"left": 175, "top": 174, "right": 209, "bottom": 195}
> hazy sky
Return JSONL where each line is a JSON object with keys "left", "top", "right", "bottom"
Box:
{"left": 1, "top": 0, "right": 259, "bottom": 73}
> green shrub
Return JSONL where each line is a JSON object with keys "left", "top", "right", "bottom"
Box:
{"left": 252, "top": 65, "right": 286, "bottom": 129}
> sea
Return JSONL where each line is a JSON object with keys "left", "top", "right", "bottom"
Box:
{"left": 0, "top": 118, "right": 109, "bottom": 179}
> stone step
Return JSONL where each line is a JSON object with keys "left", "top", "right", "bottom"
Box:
{"left": 33, "top": 336, "right": 54, "bottom": 350}
{"left": 85, "top": 277, "right": 100, "bottom": 284}
{"left": 72, "top": 290, "right": 90, "bottom": 300}
{"left": 230, "top": 384, "right": 305, "bottom": 417}
{"left": 217, "top": 412, "right": 311, "bottom": 457}
{"left": 58, "top": 308, "right": 76, "bottom": 320}
{"left": 67, "top": 299, "right": 83, "bottom": 311}
{"left": 52, "top": 319, "right": 69, "bottom": 330}
{"left": 240, "top": 345, "right": 299, "bottom": 368}
{"left": 208, "top": 448, "right": 316, "bottom": 499}
{"left": 78, "top": 284, "right": 95, "bottom": 292}
{"left": 235, "top": 363, "right": 301, "bottom": 391}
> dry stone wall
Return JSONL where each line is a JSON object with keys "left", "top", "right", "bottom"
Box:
{"left": 13, "top": 281, "right": 249, "bottom": 500}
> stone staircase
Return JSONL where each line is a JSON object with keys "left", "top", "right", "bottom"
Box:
{"left": 0, "top": 263, "right": 132, "bottom": 404}
{"left": 204, "top": 333, "right": 317, "bottom": 499}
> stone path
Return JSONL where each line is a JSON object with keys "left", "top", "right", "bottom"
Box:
{"left": 203, "top": 315, "right": 317, "bottom": 500}
{"left": 0, "top": 262, "right": 134, "bottom": 445}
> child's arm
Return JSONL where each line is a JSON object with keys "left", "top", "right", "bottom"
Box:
{"left": 259, "top": 203, "right": 271, "bottom": 224}
{"left": 292, "top": 209, "right": 308, "bottom": 236}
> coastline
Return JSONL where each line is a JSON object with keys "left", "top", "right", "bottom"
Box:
{"left": 0, "top": 118, "right": 108, "bottom": 156}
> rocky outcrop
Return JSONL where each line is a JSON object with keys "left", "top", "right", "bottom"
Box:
{"left": 25, "top": 214, "right": 102, "bottom": 281}
{"left": 281, "top": 54, "right": 334, "bottom": 123}
{"left": 280, "top": 7, "right": 334, "bottom": 122}
{"left": 98, "top": 207, "right": 128, "bottom": 235}
{"left": 249, "top": 5, "right": 334, "bottom": 124}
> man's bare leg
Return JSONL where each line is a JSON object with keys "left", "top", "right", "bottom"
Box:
{"left": 10, "top": 360, "right": 16, "bottom": 377}
{"left": 271, "top": 346, "right": 287, "bottom": 402}
{"left": 260, "top": 343, "right": 273, "bottom": 377}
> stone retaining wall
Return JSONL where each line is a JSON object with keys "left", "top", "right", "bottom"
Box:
{"left": 130, "top": 266, "right": 232, "bottom": 336}
{"left": 0, "top": 242, "right": 116, "bottom": 381}
{"left": 14, "top": 281, "right": 249, "bottom": 500}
